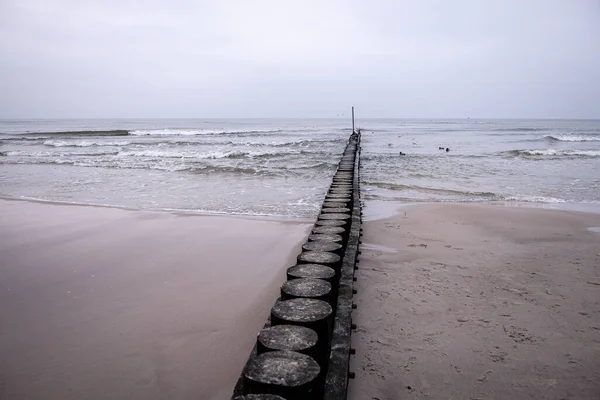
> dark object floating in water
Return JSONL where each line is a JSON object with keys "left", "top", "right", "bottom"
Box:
{"left": 438, "top": 147, "right": 445, "bottom": 150}
{"left": 446, "top": 148, "right": 450, "bottom": 152}
{"left": 399, "top": 152, "right": 406, "bottom": 156}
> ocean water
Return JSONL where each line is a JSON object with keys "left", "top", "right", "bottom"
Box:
{"left": 1, "top": 119, "right": 599, "bottom": 218}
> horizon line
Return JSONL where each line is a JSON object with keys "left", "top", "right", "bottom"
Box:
{"left": 1, "top": 117, "right": 599, "bottom": 121}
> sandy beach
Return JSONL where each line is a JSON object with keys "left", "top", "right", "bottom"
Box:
{"left": 349, "top": 203, "right": 600, "bottom": 400}
{"left": 0, "top": 199, "right": 311, "bottom": 400}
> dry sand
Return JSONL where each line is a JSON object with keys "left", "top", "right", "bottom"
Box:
{"left": 349, "top": 203, "right": 600, "bottom": 400}
{"left": 0, "top": 199, "right": 311, "bottom": 400}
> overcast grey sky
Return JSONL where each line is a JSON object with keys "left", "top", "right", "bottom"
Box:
{"left": 0, "top": 0, "right": 599, "bottom": 118}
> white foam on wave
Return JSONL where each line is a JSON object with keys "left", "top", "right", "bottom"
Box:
{"left": 545, "top": 134, "right": 600, "bottom": 142}
{"left": 522, "top": 149, "right": 558, "bottom": 156}
{"left": 3, "top": 150, "right": 52, "bottom": 157}
{"left": 118, "top": 149, "right": 234, "bottom": 158}
{"left": 520, "top": 149, "right": 600, "bottom": 157}
{"left": 3, "top": 149, "right": 119, "bottom": 158}
{"left": 129, "top": 128, "right": 283, "bottom": 136}
{"left": 44, "top": 140, "right": 131, "bottom": 147}
{"left": 505, "top": 195, "right": 566, "bottom": 203}
{"left": 116, "top": 149, "right": 290, "bottom": 159}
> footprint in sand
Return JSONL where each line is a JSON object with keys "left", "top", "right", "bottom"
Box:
{"left": 403, "top": 355, "right": 417, "bottom": 371}
{"left": 503, "top": 325, "right": 540, "bottom": 343}
{"left": 476, "top": 371, "right": 493, "bottom": 382}
{"left": 489, "top": 351, "right": 508, "bottom": 363}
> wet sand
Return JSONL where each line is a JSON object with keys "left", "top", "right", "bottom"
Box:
{"left": 0, "top": 199, "right": 311, "bottom": 400}
{"left": 349, "top": 203, "right": 600, "bottom": 400}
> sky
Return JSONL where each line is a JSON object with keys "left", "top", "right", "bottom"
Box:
{"left": 0, "top": 0, "right": 599, "bottom": 118}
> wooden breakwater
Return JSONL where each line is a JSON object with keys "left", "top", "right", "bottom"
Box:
{"left": 232, "top": 130, "right": 362, "bottom": 400}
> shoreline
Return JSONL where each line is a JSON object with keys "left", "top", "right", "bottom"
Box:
{"left": 349, "top": 202, "right": 600, "bottom": 399}
{"left": 0, "top": 194, "right": 316, "bottom": 223}
{"left": 363, "top": 199, "right": 600, "bottom": 222}
{"left": 3, "top": 193, "right": 598, "bottom": 225}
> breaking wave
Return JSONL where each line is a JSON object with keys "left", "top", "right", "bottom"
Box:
{"left": 0, "top": 157, "right": 333, "bottom": 176}
{"left": 44, "top": 140, "right": 131, "bottom": 147}
{"left": 129, "top": 128, "right": 285, "bottom": 136}
{"left": 503, "top": 149, "right": 600, "bottom": 158}
{"left": 545, "top": 134, "right": 600, "bottom": 142}
{"left": 21, "top": 130, "right": 129, "bottom": 137}
{"left": 116, "top": 149, "right": 332, "bottom": 159}
{"left": 0, "top": 159, "right": 273, "bottom": 175}
{"left": 37, "top": 137, "right": 343, "bottom": 149}
{"left": 504, "top": 195, "right": 566, "bottom": 203}
{"left": 3, "top": 127, "right": 302, "bottom": 139}
{"left": 2, "top": 150, "right": 119, "bottom": 157}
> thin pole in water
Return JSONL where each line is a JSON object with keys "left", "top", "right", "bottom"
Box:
{"left": 352, "top": 106, "right": 355, "bottom": 133}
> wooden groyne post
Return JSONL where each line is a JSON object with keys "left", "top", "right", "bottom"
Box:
{"left": 232, "top": 126, "right": 362, "bottom": 400}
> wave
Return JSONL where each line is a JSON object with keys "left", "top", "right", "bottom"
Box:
{"left": 115, "top": 149, "right": 328, "bottom": 159}
{"left": 362, "top": 193, "right": 569, "bottom": 204}
{"left": 511, "top": 137, "right": 550, "bottom": 143}
{"left": 2, "top": 145, "right": 336, "bottom": 164}
{"left": 492, "top": 127, "right": 547, "bottom": 132}
{"left": 503, "top": 149, "right": 600, "bottom": 158}
{"left": 20, "top": 130, "right": 129, "bottom": 137}
{"left": 44, "top": 140, "right": 131, "bottom": 147}
{"left": 0, "top": 135, "right": 50, "bottom": 141}
{"left": 0, "top": 157, "right": 331, "bottom": 176}
{"left": 284, "top": 161, "right": 336, "bottom": 170}
{"left": 3, "top": 150, "right": 120, "bottom": 157}
{"left": 187, "top": 165, "right": 268, "bottom": 175}
{"left": 117, "top": 149, "right": 247, "bottom": 159}
{"left": 2, "top": 148, "right": 333, "bottom": 160}
{"left": 272, "top": 138, "right": 344, "bottom": 147}
{"left": 545, "top": 134, "right": 600, "bottom": 142}
{"left": 363, "top": 181, "right": 498, "bottom": 198}
{"left": 363, "top": 181, "right": 572, "bottom": 205}
{"left": 3, "top": 127, "right": 292, "bottom": 139}
{"left": 0, "top": 158, "right": 272, "bottom": 175}
{"left": 41, "top": 138, "right": 219, "bottom": 148}
{"left": 504, "top": 195, "right": 566, "bottom": 203}
{"left": 38, "top": 137, "right": 343, "bottom": 149}
{"left": 129, "top": 128, "right": 284, "bottom": 136}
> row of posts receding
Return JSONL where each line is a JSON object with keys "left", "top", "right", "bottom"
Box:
{"left": 232, "top": 130, "right": 362, "bottom": 400}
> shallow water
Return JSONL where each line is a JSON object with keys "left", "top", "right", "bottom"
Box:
{"left": 1, "top": 118, "right": 598, "bottom": 218}
{"left": 360, "top": 119, "right": 600, "bottom": 205}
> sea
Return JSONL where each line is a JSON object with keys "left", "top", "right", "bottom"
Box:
{"left": 1, "top": 119, "right": 599, "bottom": 219}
